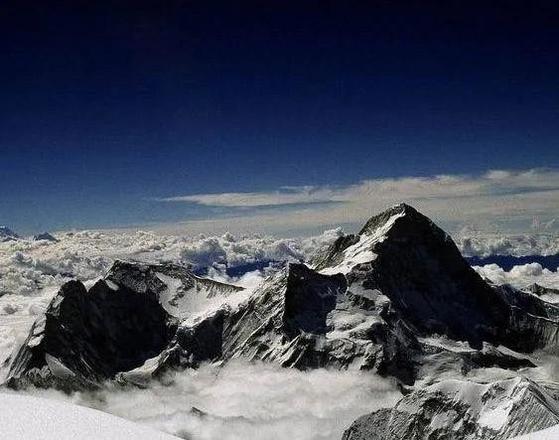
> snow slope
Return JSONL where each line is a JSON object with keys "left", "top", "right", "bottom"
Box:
{"left": 319, "top": 210, "right": 405, "bottom": 275}
{"left": 0, "top": 392, "right": 180, "bottom": 440}
{"left": 511, "top": 424, "right": 559, "bottom": 439}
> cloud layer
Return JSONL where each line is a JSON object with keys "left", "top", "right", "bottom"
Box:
{"left": 28, "top": 361, "right": 401, "bottom": 440}
{"left": 474, "top": 263, "right": 559, "bottom": 294}
{"left": 156, "top": 168, "right": 559, "bottom": 235}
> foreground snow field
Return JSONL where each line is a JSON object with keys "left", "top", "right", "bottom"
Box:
{"left": 0, "top": 392, "right": 180, "bottom": 440}
{"left": 511, "top": 425, "right": 559, "bottom": 439}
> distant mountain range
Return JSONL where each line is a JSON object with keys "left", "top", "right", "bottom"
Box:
{"left": 0, "top": 228, "right": 58, "bottom": 243}
{"left": 0, "top": 226, "right": 19, "bottom": 242}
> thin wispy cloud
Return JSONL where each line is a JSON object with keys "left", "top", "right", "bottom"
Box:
{"left": 154, "top": 168, "right": 559, "bottom": 235}
{"left": 155, "top": 186, "right": 335, "bottom": 207}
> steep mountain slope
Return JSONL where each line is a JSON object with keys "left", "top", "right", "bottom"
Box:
{"left": 523, "top": 283, "right": 559, "bottom": 304}
{"left": 317, "top": 204, "right": 559, "bottom": 351}
{"left": 6, "top": 262, "right": 245, "bottom": 389}
{"left": 343, "top": 377, "right": 559, "bottom": 440}
{"left": 510, "top": 424, "right": 559, "bottom": 440}
{"left": 342, "top": 377, "right": 559, "bottom": 440}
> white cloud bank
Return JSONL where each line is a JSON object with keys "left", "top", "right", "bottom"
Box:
{"left": 474, "top": 263, "right": 559, "bottom": 295}
{"left": 156, "top": 168, "right": 559, "bottom": 235}
{"left": 28, "top": 361, "right": 400, "bottom": 440}
{"left": 457, "top": 233, "right": 559, "bottom": 257}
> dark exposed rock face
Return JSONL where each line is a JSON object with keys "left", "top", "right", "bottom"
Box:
{"left": 6, "top": 262, "right": 243, "bottom": 389}
{"left": 7, "top": 279, "right": 176, "bottom": 389}
{"left": 342, "top": 377, "right": 559, "bottom": 440}
{"left": 360, "top": 206, "right": 510, "bottom": 347}
{"left": 282, "top": 265, "right": 345, "bottom": 337}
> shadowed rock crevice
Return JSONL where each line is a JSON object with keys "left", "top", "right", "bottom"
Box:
{"left": 282, "top": 263, "right": 346, "bottom": 337}
{"left": 7, "top": 279, "right": 177, "bottom": 388}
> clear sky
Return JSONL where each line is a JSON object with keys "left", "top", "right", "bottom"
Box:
{"left": 1, "top": 1, "right": 559, "bottom": 234}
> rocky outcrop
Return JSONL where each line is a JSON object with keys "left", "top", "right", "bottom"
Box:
{"left": 342, "top": 377, "right": 559, "bottom": 440}
{"left": 7, "top": 279, "right": 176, "bottom": 389}
{"left": 6, "top": 262, "right": 244, "bottom": 389}
{"left": 205, "top": 262, "right": 419, "bottom": 383}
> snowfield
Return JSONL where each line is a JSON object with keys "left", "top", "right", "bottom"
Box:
{"left": 0, "top": 392, "right": 180, "bottom": 439}
{"left": 511, "top": 425, "right": 559, "bottom": 439}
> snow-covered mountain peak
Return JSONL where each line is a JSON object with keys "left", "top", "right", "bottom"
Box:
{"left": 358, "top": 203, "right": 420, "bottom": 234}
{"left": 318, "top": 208, "right": 405, "bottom": 275}
{"left": 105, "top": 260, "right": 245, "bottom": 320}
{"left": 315, "top": 203, "right": 447, "bottom": 275}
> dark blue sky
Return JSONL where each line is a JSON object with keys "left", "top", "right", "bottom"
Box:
{"left": 1, "top": 1, "right": 559, "bottom": 233}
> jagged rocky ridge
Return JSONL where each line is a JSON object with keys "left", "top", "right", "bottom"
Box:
{"left": 4, "top": 204, "right": 559, "bottom": 437}
{"left": 6, "top": 261, "right": 243, "bottom": 389}
{"left": 342, "top": 377, "right": 559, "bottom": 440}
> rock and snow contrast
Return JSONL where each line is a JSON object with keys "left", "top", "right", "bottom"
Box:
{"left": 1, "top": 204, "right": 558, "bottom": 439}
{"left": 342, "top": 377, "right": 559, "bottom": 440}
